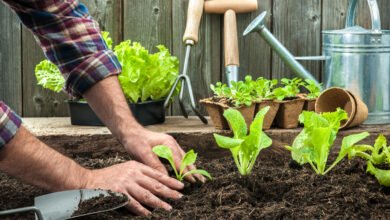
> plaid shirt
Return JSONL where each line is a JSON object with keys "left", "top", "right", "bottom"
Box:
{"left": 0, "top": 0, "right": 122, "bottom": 148}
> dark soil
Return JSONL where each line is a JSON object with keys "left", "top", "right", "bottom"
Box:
{"left": 1, "top": 149, "right": 390, "bottom": 219}
{"left": 72, "top": 190, "right": 128, "bottom": 217}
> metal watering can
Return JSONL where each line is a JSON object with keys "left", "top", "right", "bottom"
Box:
{"left": 243, "top": 0, "right": 390, "bottom": 125}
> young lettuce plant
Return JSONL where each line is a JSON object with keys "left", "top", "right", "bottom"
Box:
{"left": 213, "top": 107, "right": 272, "bottom": 175}
{"left": 285, "top": 109, "right": 369, "bottom": 175}
{"left": 273, "top": 77, "right": 303, "bottom": 101}
{"left": 303, "top": 79, "right": 322, "bottom": 99}
{"left": 35, "top": 60, "right": 65, "bottom": 93}
{"left": 252, "top": 77, "right": 278, "bottom": 101}
{"left": 114, "top": 40, "right": 179, "bottom": 103}
{"left": 229, "top": 79, "right": 253, "bottom": 107}
{"left": 210, "top": 82, "right": 230, "bottom": 98}
{"left": 152, "top": 145, "right": 212, "bottom": 181}
{"left": 348, "top": 135, "right": 390, "bottom": 186}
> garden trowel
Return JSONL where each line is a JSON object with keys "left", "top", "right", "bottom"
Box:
{"left": 164, "top": 0, "right": 208, "bottom": 124}
{"left": 0, "top": 189, "right": 128, "bottom": 220}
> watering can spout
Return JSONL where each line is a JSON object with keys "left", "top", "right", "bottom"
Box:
{"left": 243, "top": 11, "right": 321, "bottom": 87}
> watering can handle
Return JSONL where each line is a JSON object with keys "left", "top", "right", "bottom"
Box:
{"left": 345, "top": 0, "right": 382, "bottom": 34}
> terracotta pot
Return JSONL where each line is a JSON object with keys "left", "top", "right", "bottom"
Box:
{"left": 200, "top": 98, "right": 229, "bottom": 130}
{"left": 255, "top": 100, "right": 280, "bottom": 130}
{"left": 275, "top": 98, "right": 305, "bottom": 129}
{"left": 315, "top": 87, "right": 368, "bottom": 129}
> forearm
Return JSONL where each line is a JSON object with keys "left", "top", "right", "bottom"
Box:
{"left": 83, "top": 76, "right": 145, "bottom": 146}
{"left": 0, "top": 126, "right": 89, "bottom": 192}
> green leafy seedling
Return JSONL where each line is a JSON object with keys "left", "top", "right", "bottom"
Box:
{"left": 152, "top": 145, "right": 212, "bottom": 181}
{"left": 303, "top": 79, "right": 322, "bottom": 99}
{"left": 348, "top": 135, "right": 390, "bottom": 186}
{"left": 229, "top": 79, "right": 254, "bottom": 107}
{"left": 252, "top": 77, "right": 278, "bottom": 101}
{"left": 210, "top": 82, "right": 230, "bottom": 98}
{"left": 214, "top": 107, "right": 272, "bottom": 175}
{"left": 35, "top": 60, "right": 65, "bottom": 93}
{"left": 285, "top": 109, "right": 369, "bottom": 175}
{"left": 115, "top": 40, "right": 179, "bottom": 103}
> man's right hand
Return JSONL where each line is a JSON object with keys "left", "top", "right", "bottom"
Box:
{"left": 85, "top": 160, "right": 184, "bottom": 216}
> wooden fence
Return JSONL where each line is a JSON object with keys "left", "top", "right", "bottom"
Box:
{"left": 1, "top": 0, "right": 389, "bottom": 117}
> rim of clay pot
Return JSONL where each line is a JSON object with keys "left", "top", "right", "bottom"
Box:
{"left": 344, "top": 91, "right": 369, "bottom": 129}
{"left": 315, "top": 87, "right": 357, "bottom": 128}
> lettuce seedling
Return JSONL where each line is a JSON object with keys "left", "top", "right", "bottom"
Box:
{"left": 273, "top": 77, "right": 303, "bottom": 101}
{"left": 348, "top": 135, "right": 390, "bottom": 186}
{"left": 213, "top": 107, "right": 272, "bottom": 175}
{"left": 285, "top": 109, "right": 369, "bottom": 175}
{"left": 229, "top": 80, "right": 253, "bottom": 107}
{"left": 303, "top": 79, "right": 322, "bottom": 99}
{"left": 102, "top": 31, "right": 113, "bottom": 50}
{"left": 35, "top": 60, "right": 65, "bottom": 93}
{"left": 114, "top": 41, "right": 179, "bottom": 103}
{"left": 210, "top": 82, "right": 229, "bottom": 98}
{"left": 152, "top": 145, "right": 212, "bottom": 181}
{"left": 252, "top": 77, "right": 278, "bottom": 101}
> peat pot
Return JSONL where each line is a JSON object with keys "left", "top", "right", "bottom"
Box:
{"left": 244, "top": 0, "right": 390, "bottom": 125}
{"left": 67, "top": 100, "right": 165, "bottom": 126}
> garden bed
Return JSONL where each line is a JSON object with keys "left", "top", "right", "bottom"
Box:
{"left": 1, "top": 118, "right": 390, "bottom": 219}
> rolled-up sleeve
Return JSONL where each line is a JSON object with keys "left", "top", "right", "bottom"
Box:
{"left": 0, "top": 102, "right": 22, "bottom": 148}
{"left": 2, "top": 0, "right": 122, "bottom": 98}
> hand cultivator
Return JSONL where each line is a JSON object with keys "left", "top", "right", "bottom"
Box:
{"left": 164, "top": 0, "right": 208, "bottom": 124}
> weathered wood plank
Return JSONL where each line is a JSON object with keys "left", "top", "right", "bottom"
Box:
{"left": 0, "top": 3, "right": 22, "bottom": 114}
{"left": 81, "top": 0, "right": 123, "bottom": 45}
{"left": 22, "top": 0, "right": 123, "bottom": 117}
{"left": 225, "top": 0, "right": 273, "bottom": 81}
{"left": 323, "top": 0, "right": 390, "bottom": 30}
{"left": 123, "top": 0, "right": 172, "bottom": 53}
{"left": 272, "top": 0, "right": 322, "bottom": 81}
{"left": 171, "top": 0, "right": 222, "bottom": 116}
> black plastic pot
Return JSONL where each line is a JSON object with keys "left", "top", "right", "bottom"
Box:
{"left": 128, "top": 99, "right": 165, "bottom": 126}
{"left": 67, "top": 100, "right": 165, "bottom": 126}
{"left": 67, "top": 101, "right": 104, "bottom": 126}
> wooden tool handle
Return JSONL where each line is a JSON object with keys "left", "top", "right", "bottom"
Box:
{"left": 224, "top": 10, "right": 239, "bottom": 66}
{"left": 205, "top": 0, "right": 258, "bottom": 14}
{"left": 183, "top": 0, "right": 205, "bottom": 44}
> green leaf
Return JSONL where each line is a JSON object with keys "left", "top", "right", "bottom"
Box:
{"left": 180, "top": 150, "right": 197, "bottom": 175}
{"left": 372, "top": 134, "right": 388, "bottom": 165}
{"left": 367, "top": 161, "right": 390, "bottom": 187}
{"left": 182, "top": 169, "right": 212, "bottom": 180}
{"left": 101, "top": 31, "right": 113, "bottom": 50}
{"left": 35, "top": 60, "right": 65, "bottom": 93}
{"left": 213, "top": 134, "right": 244, "bottom": 149}
{"left": 223, "top": 108, "right": 247, "bottom": 139}
{"left": 325, "top": 132, "right": 370, "bottom": 174}
{"left": 115, "top": 41, "right": 179, "bottom": 103}
{"left": 310, "top": 127, "right": 333, "bottom": 174}
{"left": 152, "top": 145, "right": 178, "bottom": 177}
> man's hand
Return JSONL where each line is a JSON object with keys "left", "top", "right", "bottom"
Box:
{"left": 86, "top": 160, "right": 184, "bottom": 216}
{"left": 83, "top": 76, "right": 205, "bottom": 183}
{"left": 122, "top": 129, "right": 206, "bottom": 183}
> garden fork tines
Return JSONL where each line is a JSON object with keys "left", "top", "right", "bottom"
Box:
{"left": 164, "top": 0, "right": 207, "bottom": 125}
{"left": 164, "top": 42, "right": 208, "bottom": 125}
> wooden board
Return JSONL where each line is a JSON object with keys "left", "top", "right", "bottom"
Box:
{"left": 171, "top": 0, "right": 222, "bottom": 116}
{"left": 272, "top": 0, "right": 322, "bottom": 81}
{"left": 323, "top": 0, "right": 390, "bottom": 30}
{"left": 0, "top": 3, "right": 22, "bottom": 114}
{"left": 123, "top": 0, "right": 173, "bottom": 53}
{"left": 22, "top": 0, "right": 123, "bottom": 117}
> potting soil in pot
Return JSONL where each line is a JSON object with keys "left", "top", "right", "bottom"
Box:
{"left": 1, "top": 144, "right": 390, "bottom": 219}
